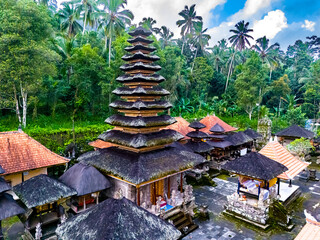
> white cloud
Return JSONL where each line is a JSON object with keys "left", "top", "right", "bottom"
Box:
{"left": 301, "top": 20, "right": 316, "bottom": 32}
{"left": 126, "top": 0, "right": 226, "bottom": 38}
{"left": 252, "top": 10, "right": 288, "bottom": 40}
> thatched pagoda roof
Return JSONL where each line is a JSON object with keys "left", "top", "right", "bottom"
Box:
{"left": 127, "top": 36, "right": 153, "bottom": 44}
{"left": 222, "top": 152, "right": 288, "bottom": 181}
{"left": 210, "top": 123, "right": 225, "bottom": 133}
{"left": 98, "top": 129, "right": 183, "bottom": 149}
{"left": 0, "top": 193, "right": 25, "bottom": 221}
{"left": 59, "top": 163, "right": 111, "bottom": 196}
{"left": 208, "top": 134, "right": 227, "bottom": 139}
{"left": 122, "top": 51, "right": 160, "bottom": 62}
{"left": 0, "top": 177, "right": 10, "bottom": 194}
{"left": 207, "top": 140, "right": 232, "bottom": 149}
{"left": 0, "top": 131, "right": 69, "bottom": 175}
{"left": 243, "top": 128, "right": 262, "bottom": 140}
{"left": 185, "top": 141, "right": 214, "bottom": 153}
{"left": 226, "top": 132, "right": 253, "bottom": 146}
{"left": 120, "top": 62, "right": 162, "bottom": 72}
{"left": 276, "top": 125, "right": 315, "bottom": 139}
{"left": 200, "top": 115, "right": 237, "bottom": 133}
{"left": 116, "top": 73, "right": 165, "bottom": 83}
{"left": 0, "top": 165, "right": 4, "bottom": 174}
{"left": 169, "top": 142, "right": 193, "bottom": 152}
{"left": 110, "top": 100, "right": 172, "bottom": 110}
{"left": 186, "top": 131, "right": 208, "bottom": 139}
{"left": 13, "top": 174, "right": 76, "bottom": 208}
{"left": 125, "top": 44, "right": 156, "bottom": 53}
{"left": 112, "top": 86, "right": 169, "bottom": 96}
{"left": 128, "top": 26, "right": 153, "bottom": 37}
{"left": 79, "top": 146, "right": 205, "bottom": 185}
{"left": 56, "top": 198, "right": 181, "bottom": 240}
{"left": 105, "top": 114, "right": 176, "bottom": 128}
{"left": 189, "top": 121, "right": 206, "bottom": 130}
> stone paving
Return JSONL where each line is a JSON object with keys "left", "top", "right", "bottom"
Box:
{"left": 183, "top": 175, "right": 320, "bottom": 240}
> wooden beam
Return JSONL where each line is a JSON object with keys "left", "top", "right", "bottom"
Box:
{"left": 180, "top": 173, "right": 183, "bottom": 193}
{"left": 167, "top": 178, "right": 171, "bottom": 199}
{"left": 137, "top": 187, "right": 140, "bottom": 206}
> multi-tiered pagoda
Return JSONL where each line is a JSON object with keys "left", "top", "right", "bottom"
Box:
{"left": 79, "top": 27, "right": 204, "bottom": 220}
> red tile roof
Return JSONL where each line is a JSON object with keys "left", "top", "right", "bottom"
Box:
{"left": 0, "top": 131, "right": 69, "bottom": 175}
{"left": 89, "top": 139, "right": 114, "bottom": 149}
{"left": 295, "top": 220, "right": 320, "bottom": 240}
{"left": 164, "top": 117, "right": 192, "bottom": 139}
{"left": 259, "top": 140, "right": 309, "bottom": 180}
{"left": 200, "top": 115, "right": 237, "bottom": 133}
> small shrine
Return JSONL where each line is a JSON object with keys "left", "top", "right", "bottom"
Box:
{"left": 276, "top": 124, "right": 315, "bottom": 146}
{"left": 79, "top": 26, "right": 205, "bottom": 235}
{"left": 222, "top": 152, "right": 288, "bottom": 226}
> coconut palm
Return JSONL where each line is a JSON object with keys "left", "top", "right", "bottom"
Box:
{"left": 190, "top": 22, "right": 211, "bottom": 71}
{"left": 70, "top": 0, "right": 98, "bottom": 34}
{"left": 225, "top": 20, "right": 253, "bottom": 92}
{"left": 139, "top": 17, "right": 159, "bottom": 33}
{"left": 254, "top": 36, "right": 281, "bottom": 80}
{"left": 159, "top": 26, "right": 174, "bottom": 48}
{"left": 98, "top": 0, "right": 133, "bottom": 66}
{"left": 176, "top": 4, "right": 202, "bottom": 54}
{"left": 57, "top": 2, "right": 82, "bottom": 38}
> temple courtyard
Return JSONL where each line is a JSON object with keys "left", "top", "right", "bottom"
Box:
{"left": 184, "top": 173, "right": 320, "bottom": 240}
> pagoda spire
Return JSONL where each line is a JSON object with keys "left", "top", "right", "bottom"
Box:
{"left": 100, "top": 26, "right": 182, "bottom": 153}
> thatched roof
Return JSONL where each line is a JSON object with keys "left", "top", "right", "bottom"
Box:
{"left": 200, "top": 115, "right": 237, "bottom": 133}
{"left": 122, "top": 51, "right": 160, "bottom": 62}
{"left": 210, "top": 123, "right": 225, "bottom": 133}
{"left": 169, "top": 142, "right": 193, "bottom": 152}
{"left": 13, "top": 174, "right": 76, "bottom": 208}
{"left": 208, "top": 134, "right": 227, "bottom": 139}
{"left": 189, "top": 121, "right": 206, "bottom": 130}
{"left": 185, "top": 141, "right": 214, "bottom": 153}
{"left": 0, "top": 177, "right": 10, "bottom": 194}
{"left": 56, "top": 198, "right": 181, "bottom": 240}
{"left": 110, "top": 100, "right": 172, "bottom": 110}
{"left": 0, "top": 193, "right": 25, "bottom": 220}
{"left": 59, "top": 163, "right": 111, "bottom": 196}
{"left": 120, "top": 62, "right": 161, "bottom": 72}
{"left": 116, "top": 74, "right": 165, "bottom": 83}
{"left": 98, "top": 129, "right": 183, "bottom": 149}
{"left": 0, "top": 131, "right": 68, "bottom": 175}
{"left": 128, "top": 26, "right": 152, "bottom": 37}
{"left": 186, "top": 131, "right": 208, "bottom": 139}
{"left": 125, "top": 44, "right": 156, "bottom": 53}
{"left": 243, "top": 128, "right": 262, "bottom": 140}
{"left": 127, "top": 36, "right": 153, "bottom": 44}
{"left": 276, "top": 125, "right": 315, "bottom": 139}
{"left": 79, "top": 146, "right": 205, "bottom": 185}
{"left": 0, "top": 165, "right": 4, "bottom": 174}
{"left": 222, "top": 152, "right": 288, "bottom": 181}
{"left": 207, "top": 140, "right": 232, "bottom": 149}
{"left": 112, "top": 86, "right": 169, "bottom": 96}
{"left": 226, "top": 131, "right": 253, "bottom": 146}
{"left": 106, "top": 114, "right": 176, "bottom": 128}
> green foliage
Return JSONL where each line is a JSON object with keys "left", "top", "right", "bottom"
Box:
{"left": 287, "top": 137, "right": 314, "bottom": 160}
{"left": 284, "top": 106, "right": 306, "bottom": 126}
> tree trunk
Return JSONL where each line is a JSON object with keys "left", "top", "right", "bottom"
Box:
{"left": 181, "top": 36, "right": 185, "bottom": 55}
{"left": 0, "top": 220, "right": 3, "bottom": 240}
{"left": 191, "top": 46, "right": 198, "bottom": 72}
{"left": 249, "top": 111, "right": 252, "bottom": 120}
{"left": 105, "top": 35, "right": 108, "bottom": 51}
{"left": 225, "top": 52, "right": 235, "bottom": 93}
{"left": 13, "top": 85, "right": 21, "bottom": 125}
{"left": 21, "top": 88, "right": 27, "bottom": 128}
{"left": 269, "top": 68, "right": 273, "bottom": 82}
{"left": 108, "top": 36, "right": 112, "bottom": 67}
{"left": 82, "top": 10, "right": 87, "bottom": 35}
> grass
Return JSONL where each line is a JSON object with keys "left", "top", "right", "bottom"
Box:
{"left": 2, "top": 216, "right": 20, "bottom": 230}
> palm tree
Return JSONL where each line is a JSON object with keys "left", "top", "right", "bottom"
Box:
{"left": 159, "top": 26, "right": 174, "bottom": 48}
{"left": 98, "top": 0, "right": 133, "bottom": 66}
{"left": 176, "top": 4, "right": 202, "bottom": 54}
{"left": 139, "top": 17, "right": 159, "bottom": 33}
{"left": 225, "top": 20, "right": 253, "bottom": 92}
{"left": 70, "top": 0, "right": 98, "bottom": 34}
{"left": 190, "top": 22, "right": 211, "bottom": 71}
{"left": 254, "top": 36, "right": 280, "bottom": 80}
{"left": 57, "top": 2, "right": 82, "bottom": 38}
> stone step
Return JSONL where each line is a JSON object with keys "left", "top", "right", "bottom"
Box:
{"left": 174, "top": 216, "right": 188, "bottom": 227}
{"left": 169, "top": 212, "right": 184, "bottom": 222}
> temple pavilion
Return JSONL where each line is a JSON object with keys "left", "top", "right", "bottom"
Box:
{"left": 79, "top": 26, "right": 205, "bottom": 234}
{"left": 223, "top": 152, "right": 288, "bottom": 226}
{"left": 276, "top": 124, "right": 315, "bottom": 146}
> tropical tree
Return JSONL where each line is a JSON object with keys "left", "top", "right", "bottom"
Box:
{"left": 57, "top": 2, "right": 82, "bottom": 37}
{"left": 139, "top": 17, "right": 159, "bottom": 33}
{"left": 158, "top": 26, "right": 174, "bottom": 48}
{"left": 70, "top": 0, "right": 98, "bottom": 34}
{"left": 190, "top": 22, "right": 211, "bottom": 71}
{"left": 253, "top": 36, "right": 281, "bottom": 80}
{"left": 98, "top": 0, "right": 133, "bottom": 66}
{"left": 226, "top": 20, "right": 253, "bottom": 92}
{"left": 176, "top": 4, "right": 202, "bottom": 54}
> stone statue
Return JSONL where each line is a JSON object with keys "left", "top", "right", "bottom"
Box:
{"left": 156, "top": 196, "right": 162, "bottom": 213}
{"left": 35, "top": 223, "right": 42, "bottom": 240}
{"left": 171, "top": 190, "right": 176, "bottom": 206}
{"left": 115, "top": 188, "right": 123, "bottom": 199}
